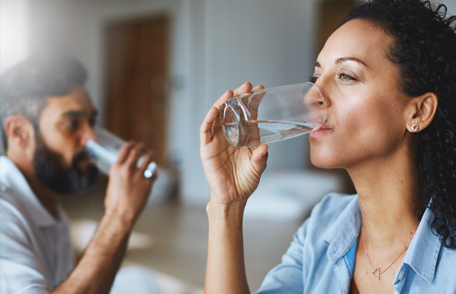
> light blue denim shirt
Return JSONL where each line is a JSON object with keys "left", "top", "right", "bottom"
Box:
{"left": 256, "top": 193, "right": 456, "bottom": 294}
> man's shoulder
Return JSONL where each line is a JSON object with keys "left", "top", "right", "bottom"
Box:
{"left": 0, "top": 156, "right": 24, "bottom": 208}
{"left": 0, "top": 181, "right": 40, "bottom": 239}
{"left": 0, "top": 182, "right": 27, "bottom": 219}
{"left": 0, "top": 156, "right": 58, "bottom": 228}
{"left": 0, "top": 195, "right": 30, "bottom": 230}
{"left": 0, "top": 198, "right": 37, "bottom": 261}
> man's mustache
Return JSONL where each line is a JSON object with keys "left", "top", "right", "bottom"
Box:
{"left": 71, "top": 151, "right": 94, "bottom": 168}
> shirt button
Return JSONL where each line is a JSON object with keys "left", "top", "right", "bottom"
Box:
{"left": 397, "top": 270, "right": 405, "bottom": 281}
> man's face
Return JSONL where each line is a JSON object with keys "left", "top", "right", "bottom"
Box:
{"left": 33, "top": 86, "right": 99, "bottom": 194}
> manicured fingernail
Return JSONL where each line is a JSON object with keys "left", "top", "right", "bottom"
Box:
{"left": 262, "top": 151, "right": 268, "bottom": 157}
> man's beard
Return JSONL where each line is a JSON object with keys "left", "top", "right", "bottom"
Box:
{"left": 32, "top": 132, "right": 99, "bottom": 195}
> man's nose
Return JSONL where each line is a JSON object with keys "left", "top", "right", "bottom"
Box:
{"left": 81, "top": 124, "right": 97, "bottom": 147}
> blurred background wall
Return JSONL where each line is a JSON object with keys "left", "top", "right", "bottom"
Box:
{"left": 2, "top": 0, "right": 455, "bottom": 206}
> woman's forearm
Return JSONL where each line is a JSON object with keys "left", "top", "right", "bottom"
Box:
{"left": 205, "top": 200, "right": 251, "bottom": 294}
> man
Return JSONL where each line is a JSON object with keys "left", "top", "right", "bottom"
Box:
{"left": 0, "top": 56, "right": 157, "bottom": 293}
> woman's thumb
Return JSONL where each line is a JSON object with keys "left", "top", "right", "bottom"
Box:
{"left": 251, "top": 144, "right": 268, "bottom": 173}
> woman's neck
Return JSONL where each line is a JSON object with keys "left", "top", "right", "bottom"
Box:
{"left": 347, "top": 149, "right": 420, "bottom": 250}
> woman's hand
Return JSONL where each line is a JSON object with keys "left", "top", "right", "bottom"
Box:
{"left": 200, "top": 82, "right": 269, "bottom": 206}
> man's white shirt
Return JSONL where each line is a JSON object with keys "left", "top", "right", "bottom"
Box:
{"left": 0, "top": 156, "right": 74, "bottom": 294}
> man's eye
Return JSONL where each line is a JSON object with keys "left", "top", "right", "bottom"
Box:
{"left": 89, "top": 117, "right": 97, "bottom": 128}
{"left": 64, "top": 120, "right": 79, "bottom": 130}
{"left": 339, "top": 73, "right": 357, "bottom": 81}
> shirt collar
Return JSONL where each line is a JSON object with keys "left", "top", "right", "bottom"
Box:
{"left": 0, "top": 156, "right": 58, "bottom": 227}
{"left": 397, "top": 205, "right": 442, "bottom": 284}
{"left": 324, "top": 195, "right": 362, "bottom": 264}
{"left": 321, "top": 193, "right": 442, "bottom": 284}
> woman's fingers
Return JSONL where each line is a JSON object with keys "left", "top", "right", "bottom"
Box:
{"left": 233, "top": 82, "right": 253, "bottom": 97}
{"left": 250, "top": 144, "right": 269, "bottom": 172}
{"left": 200, "top": 106, "right": 220, "bottom": 146}
{"left": 211, "top": 82, "right": 256, "bottom": 112}
{"left": 212, "top": 89, "right": 234, "bottom": 110}
{"left": 252, "top": 84, "right": 265, "bottom": 91}
{"left": 201, "top": 82, "right": 260, "bottom": 146}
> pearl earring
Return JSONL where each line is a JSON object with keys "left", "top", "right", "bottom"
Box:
{"left": 411, "top": 124, "right": 419, "bottom": 132}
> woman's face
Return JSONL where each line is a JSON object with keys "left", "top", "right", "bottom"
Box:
{"left": 309, "top": 19, "right": 412, "bottom": 169}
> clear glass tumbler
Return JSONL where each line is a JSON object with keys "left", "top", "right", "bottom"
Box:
{"left": 219, "top": 82, "right": 326, "bottom": 148}
{"left": 86, "top": 129, "right": 157, "bottom": 178}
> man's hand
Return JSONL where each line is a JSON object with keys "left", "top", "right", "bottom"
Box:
{"left": 52, "top": 141, "right": 157, "bottom": 294}
{"left": 104, "top": 141, "right": 157, "bottom": 227}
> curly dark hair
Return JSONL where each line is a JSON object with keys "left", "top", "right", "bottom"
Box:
{"left": 343, "top": 0, "right": 456, "bottom": 249}
{"left": 0, "top": 55, "right": 87, "bottom": 151}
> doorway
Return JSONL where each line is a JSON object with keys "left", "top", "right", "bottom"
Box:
{"left": 317, "top": 0, "right": 358, "bottom": 52}
{"left": 104, "top": 16, "right": 169, "bottom": 166}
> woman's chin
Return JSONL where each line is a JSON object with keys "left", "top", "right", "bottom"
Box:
{"left": 310, "top": 153, "right": 340, "bottom": 169}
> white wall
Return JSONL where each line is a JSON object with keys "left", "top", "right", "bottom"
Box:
{"left": 446, "top": 0, "right": 456, "bottom": 13}
{"left": 0, "top": 0, "right": 31, "bottom": 154}
{"left": 0, "top": 0, "right": 30, "bottom": 73}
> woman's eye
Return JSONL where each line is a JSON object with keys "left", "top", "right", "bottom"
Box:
{"left": 338, "top": 73, "right": 357, "bottom": 81}
{"left": 309, "top": 76, "right": 319, "bottom": 83}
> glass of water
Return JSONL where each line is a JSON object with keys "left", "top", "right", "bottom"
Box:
{"left": 86, "top": 129, "right": 157, "bottom": 178}
{"left": 219, "top": 82, "right": 326, "bottom": 148}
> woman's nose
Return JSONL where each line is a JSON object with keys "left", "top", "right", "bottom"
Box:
{"left": 314, "top": 80, "right": 332, "bottom": 109}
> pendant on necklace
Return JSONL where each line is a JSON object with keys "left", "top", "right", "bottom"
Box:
{"left": 372, "top": 268, "right": 381, "bottom": 280}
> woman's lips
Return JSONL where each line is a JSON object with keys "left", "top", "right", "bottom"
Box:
{"left": 309, "top": 123, "right": 332, "bottom": 138}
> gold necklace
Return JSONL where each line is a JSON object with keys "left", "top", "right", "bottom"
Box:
{"left": 361, "top": 228, "right": 408, "bottom": 280}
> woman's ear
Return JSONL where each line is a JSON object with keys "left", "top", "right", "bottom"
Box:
{"left": 406, "top": 92, "right": 438, "bottom": 133}
{"left": 3, "top": 115, "right": 35, "bottom": 150}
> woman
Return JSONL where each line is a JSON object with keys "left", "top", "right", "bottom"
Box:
{"left": 200, "top": 0, "right": 456, "bottom": 293}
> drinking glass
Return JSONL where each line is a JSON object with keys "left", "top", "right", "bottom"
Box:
{"left": 86, "top": 129, "right": 157, "bottom": 178}
{"left": 219, "top": 82, "right": 326, "bottom": 148}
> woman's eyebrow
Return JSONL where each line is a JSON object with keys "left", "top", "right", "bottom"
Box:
{"left": 314, "top": 57, "right": 368, "bottom": 68}
{"left": 336, "top": 57, "right": 368, "bottom": 67}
